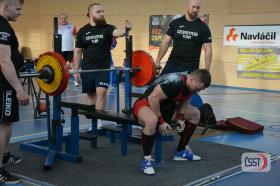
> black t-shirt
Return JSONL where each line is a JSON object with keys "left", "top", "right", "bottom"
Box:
{"left": 143, "top": 72, "right": 193, "bottom": 106}
{"left": 166, "top": 16, "right": 212, "bottom": 71}
{"left": 0, "top": 15, "right": 24, "bottom": 90}
{"left": 75, "top": 23, "right": 116, "bottom": 69}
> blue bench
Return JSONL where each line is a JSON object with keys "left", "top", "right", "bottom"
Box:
{"left": 60, "top": 102, "right": 163, "bottom": 163}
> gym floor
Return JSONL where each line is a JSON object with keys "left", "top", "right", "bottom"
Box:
{"left": 5, "top": 80, "right": 280, "bottom": 186}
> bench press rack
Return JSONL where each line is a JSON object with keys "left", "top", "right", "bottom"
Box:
{"left": 20, "top": 17, "right": 171, "bottom": 170}
{"left": 20, "top": 101, "right": 164, "bottom": 169}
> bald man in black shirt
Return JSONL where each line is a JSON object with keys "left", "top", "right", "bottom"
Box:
{"left": 156, "top": 0, "right": 212, "bottom": 74}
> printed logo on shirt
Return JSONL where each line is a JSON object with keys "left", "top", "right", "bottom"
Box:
{"left": 179, "top": 25, "right": 184, "bottom": 28}
{"left": 86, "top": 31, "right": 91, "bottom": 35}
{"left": 0, "top": 32, "right": 10, "bottom": 42}
{"left": 176, "top": 30, "right": 198, "bottom": 39}
{"left": 86, "top": 35, "right": 104, "bottom": 44}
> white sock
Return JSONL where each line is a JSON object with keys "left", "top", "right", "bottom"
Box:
{"left": 144, "top": 155, "right": 152, "bottom": 160}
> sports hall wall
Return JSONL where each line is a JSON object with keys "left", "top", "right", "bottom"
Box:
{"left": 12, "top": 0, "right": 280, "bottom": 91}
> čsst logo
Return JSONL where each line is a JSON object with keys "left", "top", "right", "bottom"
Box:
{"left": 242, "top": 152, "right": 271, "bottom": 172}
{"left": 226, "top": 27, "right": 238, "bottom": 42}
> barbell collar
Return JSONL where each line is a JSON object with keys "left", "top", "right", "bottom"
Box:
{"left": 38, "top": 65, "right": 54, "bottom": 83}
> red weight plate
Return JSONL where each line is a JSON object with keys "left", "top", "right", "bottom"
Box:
{"left": 131, "top": 50, "right": 156, "bottom": 87}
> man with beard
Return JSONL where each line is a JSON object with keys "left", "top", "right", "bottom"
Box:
{"left": 0, "top": 0, "right": 29, "bottom": 184}
{"left": 132, "top": 69, "right": 211, "bottom": 175}
{"left": 74, "top": 3, "right": 132, "bottom": 129}
{"left": 155, "top": 0, "right": 212, "bottom": 74}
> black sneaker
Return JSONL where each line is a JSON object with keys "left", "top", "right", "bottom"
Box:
{"left": 0, "top": 168, "right": 20, "bottom": 185}
{"left": 3, "top": 153, "right": 22, "bottom": 166}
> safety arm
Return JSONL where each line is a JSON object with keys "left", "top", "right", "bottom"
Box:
{"left": 147, "top": 85, "right": 168, "bottom": 117}
{"left": 203, "top": 42, "right": 212, "bottom": 71}
{"left": 155, "top": 35, "right": 172, "bottom": 66}
{"left": 0, "top": 44, "right": 25, "bottom": 93}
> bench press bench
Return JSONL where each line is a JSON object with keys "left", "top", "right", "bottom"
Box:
{"left": 20, "top": 101, "right": 163, "bottom": 170}
{"left": 60, "top": 102, "right": 163, "bottom": 163}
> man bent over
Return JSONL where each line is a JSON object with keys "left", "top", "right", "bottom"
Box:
{"left": 133, "top": 69, "right": 211, "bottom": 175}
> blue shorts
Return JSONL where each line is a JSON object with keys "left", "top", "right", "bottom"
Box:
{"left": 81, "top": 71, "right": 110, "bottom": 94}
{"left": 0, "top": 89, "right": 19, "bottom": 123}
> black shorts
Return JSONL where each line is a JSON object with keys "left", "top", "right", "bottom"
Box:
{"left": 161, "top": 60, "right": 198, "bottom": 75}
{"left": 0, "top": 89, "right": 19, "bottom": 123}
{"left": 62, "top": 51, "right": 74, "bottom": 62}
{"left": 81, "top": 71, "right": 110, "bottom": 94}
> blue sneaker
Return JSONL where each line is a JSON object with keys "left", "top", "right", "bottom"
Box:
{"left": 173, "top": 146, "right": 201, "bottom": 161}
{"left": 140, "top": 159, "right": 155, "bottom": 175}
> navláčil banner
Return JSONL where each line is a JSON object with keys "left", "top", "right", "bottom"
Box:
{"left": 224, "top": 25, "right": 280, "bottom": 80}
{"left": 224, "top": 25, "right": 280, "bottom": 47}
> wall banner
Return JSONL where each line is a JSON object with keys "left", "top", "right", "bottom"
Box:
{"left": 224, "top": 25, "right": 280, "bottom": 47}
{"left": 237, "top": 48, "right": 280, "bottom": 80}
{"left": 149, "top": 15, "right": 177, "bottom": 50}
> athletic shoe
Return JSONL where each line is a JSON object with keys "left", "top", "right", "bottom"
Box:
{"left": 74, "top": 80, "right": 80, "bottom": 87}
{"left": 3, "top": 153, "right": 22, "bottom": 166}
{"left": 173, "top": 146, "right": 201, "bottom": 161}
{"left": 140, "top": 159, "right": 155, "bottom": 175}
{"left": 0, "top": 168, "right": 20, "bottom": 185}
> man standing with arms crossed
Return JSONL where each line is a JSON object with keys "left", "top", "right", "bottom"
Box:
{"left": 0, "top": 0, "right": 29, "bottom": 184}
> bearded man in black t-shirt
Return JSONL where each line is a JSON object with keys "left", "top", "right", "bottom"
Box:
{"left": 132, "top": 69, "right": 211, "bottom": 175}
{"left": 73, "top": 3, "right": 132, "bottom": 128}
{"left": 155, "top": 0, "right": 212, "bottom": 74}
{"left": 0, "top": 0, "right": 29, "bottom": 184}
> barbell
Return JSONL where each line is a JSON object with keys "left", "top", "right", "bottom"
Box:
{"left": 19, "top": 50, "right": 158, "bottom": 96}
